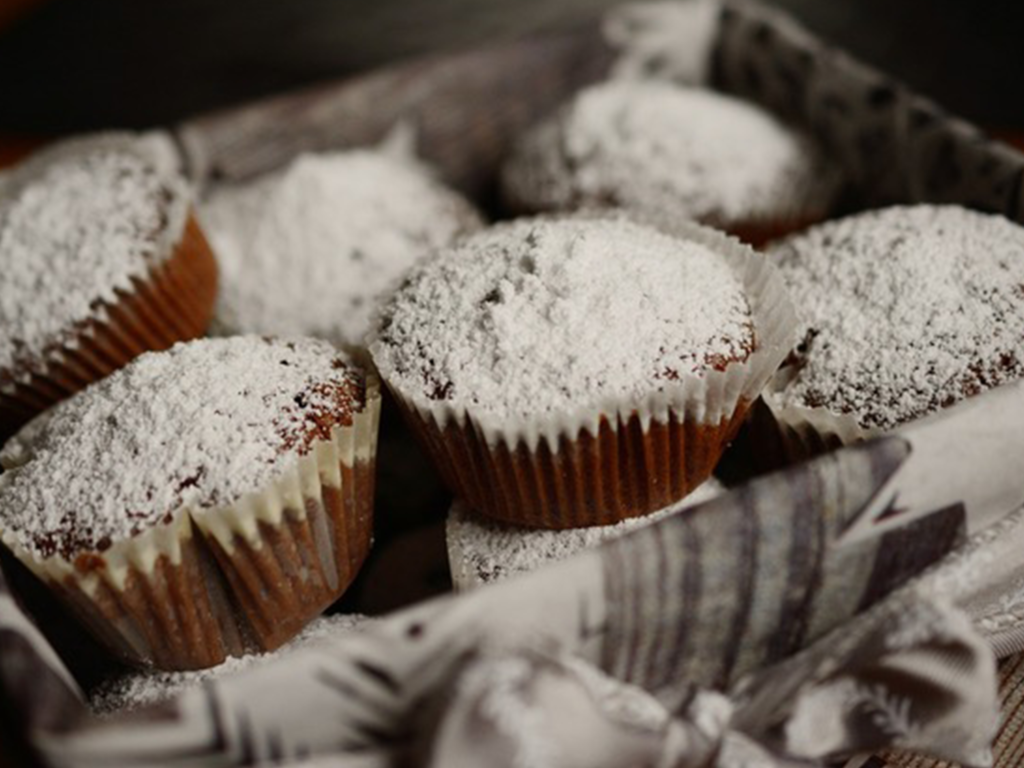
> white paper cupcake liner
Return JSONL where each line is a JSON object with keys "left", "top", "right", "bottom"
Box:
{"left": 721, "top": 362, "right": 879, "bottom": 480}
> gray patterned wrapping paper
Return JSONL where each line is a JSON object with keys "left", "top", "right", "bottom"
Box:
{"left": 6, "top": 1, "right": 1024, "bottom": 766}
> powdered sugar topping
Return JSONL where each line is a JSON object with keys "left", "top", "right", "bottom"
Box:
{"left": 371, "top": 217, "right": 753, "bottom": 423}
{"left": 0, "top": 337, "right": 364, "bottom": 559}
{"left": 502, "top": 81, "right": 839, "bottom": 224}
{"left": 771, "top": 205, "right": 1024, "bottom": 429}
{"left": 202, "top": 150, "right": 481, "bottom": 348}
{"left": 447, "top": 478, "right": 723, "bottom": 588}
{"left": 0, "top": 141, "right": 188, "bottom": 375}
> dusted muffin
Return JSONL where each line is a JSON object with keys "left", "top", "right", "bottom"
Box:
{"left": 501, "top": 81, "right": 842, "bottom": 247}
{"left": 370, "top": 215, "right": 795, "bottom": 528}
{"left": 754, "top": 205, "right": 1024, "bottom": 464}
{"left": 202, "top": 149, "right": 482, "bottom": 349}
{"left": 0, "top": 337, "right": 380, "bottom": 670}
{"left": 0, "top": 133, "right": 218, "bottom": 439}
{"left": 446, "top": 478, "right": 723, "bottom": 590}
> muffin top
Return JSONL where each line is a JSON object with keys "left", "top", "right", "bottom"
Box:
{"left": 501, "top": 80, "right": 838, "bottom": 225}
{"left": 370, "top": 216, "right": 754, "bottom": 423}
{"left": 0, "top": 337, "right": 366, "bottom": 560}
{"left": 772, "top": 205, "right": 1024, "bottom": 430}
{"left": 202, "top": 150, "right": 482, "bottom": 348}
{"left": 447, "top": 478, "right": 723, "bottom": 588}
{"left": 0, "top": 135, "right": 189, "bottom": 377}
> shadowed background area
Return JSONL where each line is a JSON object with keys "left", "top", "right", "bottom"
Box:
{"left": 0, "top": 0, "right": 1022, "bottom": 134}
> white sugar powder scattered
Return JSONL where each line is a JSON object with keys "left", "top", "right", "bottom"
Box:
{"left": 201, "top": 150, "right": 482, "bottom": 348}
{"left": 447, "top": 478, "right": 723, "bottom": 589}
{"left": 89, "top": 613, "right": 372, "bottom": 715}
{"left": 771, "top": 205, "right": 1024, "bottom": 430}
{"left": 502, "top": 81, "right": 839, "bottom": 225}
{"left": 370, "top": 217, "right": 753, "bottom": 422}
{"left": 0, "top": 144, "right": 187, "bottom": 374}
{"left": 0, "top": 337, "right": 363, "bottom": 559}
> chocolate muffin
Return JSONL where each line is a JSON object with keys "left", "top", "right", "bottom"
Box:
{"left": 446, "top": 478, "right": 724, "bottom": 590}
{"left": 0, "top": 133, "right": 218, "bottom": 439}
{"left": 0, "top": 337, "right": 380, "bottom": 670}
{"left": 759, "top": 205, "right": 1024, "bottom": 460}
{"left": 501, "top": 81, "right": 843, "bottom": 247}
{"left": 202, "top": 148, "right": 482, "bottom": 350}
{"left": 370, "top": 215, "right": 796, "bottom": 528}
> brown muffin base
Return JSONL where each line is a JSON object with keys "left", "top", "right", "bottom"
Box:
{"left": 41, "top": 526, "right": 248, "bottom": 671}
{"left": 397, "top": 399, "right": 752, "bottom": 529}
{"left": 201, "top": 461, "right": 376, "bottom": 651}
{"left": 0, "top": 212, "right": 218, "bottom": 440}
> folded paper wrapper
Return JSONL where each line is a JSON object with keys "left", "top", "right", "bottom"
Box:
{"left": 5, "top": 1, "right": 1024, "bottom": 766}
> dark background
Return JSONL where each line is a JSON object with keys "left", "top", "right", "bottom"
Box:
{"left": 0, "top": 0, "right": 1022, "bottom": 136}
